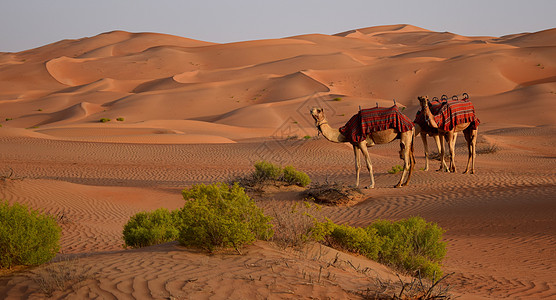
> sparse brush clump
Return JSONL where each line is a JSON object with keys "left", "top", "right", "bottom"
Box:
{"left": 269, "top": 201, "right": 332, "bottom": 249}
{"left": 319, "top": 216, "right": 446, "bottom": 279}
{"left": 370, "top": 217, "right": 446, "bottom": 279}
{"left": 177, "top": 183, "right": 274, "bottom": 253}
{"left": 388, "top": 165, "right": 404, "bottom": 174}
{"left": 122, "top": 208, "right": 180, "bottom": 248}
{"left": 283, "top": 165, "right": 311, "bottom": 187}
{"left": 254, "top": 161, "right": 283, "bottom": 182}
{"left": 241, "top": 161, "right": 311, "bottom": 188}
{"left": 0, "top": 201, "right": 61, "bottom": 269}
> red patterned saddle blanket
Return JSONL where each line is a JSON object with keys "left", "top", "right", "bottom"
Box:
{"left": 429, "top": 99, "right": 480, "bottom": 131}
{"left": 339, "top": 105, "right": 414, "bottom": 144}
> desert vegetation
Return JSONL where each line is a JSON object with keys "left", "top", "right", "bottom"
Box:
{"left": 122, "top": 208, "right": 180, "bottom": 248}
{"left": 123, "top": 182, "right": 274, "bottom": 253}
{"left": 0, "top": 201, "right": 61, "bottom": 269}
{"left": 122, "top": 171, "right": 447, "bottom": 280}
{"left": 238, "top": 161, "right": 311, "bottom": 188}
{"left": 177, "top": 182, "right": 274, "bottom": 253}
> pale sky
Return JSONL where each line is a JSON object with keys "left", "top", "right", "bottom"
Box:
{"left": 1, "top": 0, "right": 555, "bottom": 52}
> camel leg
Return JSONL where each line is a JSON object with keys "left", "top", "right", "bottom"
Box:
{"left": 447, "top": 132, "right": 458, "bottom": 173}
{"left": 398, "top": 130, "right": 414, "bottom": 187}
{"left": 421, "top": 133, "right": 430, "bottom": 171}
{"left": 358, "top": 142, "right": 375, "bottom": 189}
{"left": 432, "top": 133, "right": 442, "bottom": 158}
{"left": 463, "top": 128, "right": 478, "bottom": 174}
{"left": 353, "top": 145, "right": 361, "bottom": 188}
{"left": 438, "top": 134, "right": 449, "bottom": 172}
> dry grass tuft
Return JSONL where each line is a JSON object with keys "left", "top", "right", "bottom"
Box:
{"left": 360, "top": 272, "right": 454, "bottom": 299}
{"left": 477, "top": 143, "right": 500, "bottom": 155}
{"left": 31, "top": 257, "right": 93, "bottom": 297}
{"left": 268, "top": 201, "right": 325, "bottom": 250}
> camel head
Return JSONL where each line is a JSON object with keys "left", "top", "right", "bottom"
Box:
{"left": 417, "top": 96, "right": 439, "bottom": 129}
{"left": 417, "top": 96, "right": 430, "bottom": 110}
{"left": 310, "top": 107, "right": 327, "bottom": 126}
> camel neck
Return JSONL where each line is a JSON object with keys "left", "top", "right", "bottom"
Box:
{"left": 318, "top": 121, "right": 347, "bottom": 143}
{"left": 423, "top": 104, "right": 439, "bottom": 129}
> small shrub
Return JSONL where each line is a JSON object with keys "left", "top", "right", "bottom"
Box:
{"left": 241, "top": 161, "right": 311, "bottom": 188}
{"left": 270, "top": 201, "right": 332, "bottom": 249}
{"left": 315, "top": 216, "right": 446, "bottom": 279}
{"left": 302, "top": 183, "right": 363, "bottom": 206}
{"left": 99, "top": 118, "right": 111, "bottom": 123}
{"left": 122, "top": 208, "right": 179, "bottom": 248}
{"left": 177, "top": 183, "right": 273, "bottom": 253}
{"left": 477, "top": 144, "right": 499, "bottom": 155}
{"left": 116, "top": 117, "right": 124, "bottom": 122}
{"left": 333, "top": 97, "right": 342, "bottom": 101}
{"left": 0, "top": 201, "right": 61, "bottom": 269}
{"left": 254, "top": 161, "right": 283, "bottom": 182}
{"left": 370, "top": 217, "right": 446, "bottom": 278}
{"left": 303, "top": 135, "right": 311, "bottom": 140}
{"left": 32, "top": 257, "right": 92, "bottom": 297}
{"left": 329, "top": 224, "right": 383, "bottom": 260}
{"left": 388, "top": 165, "right": 404, "bottom": 174}
{"left": 283, "top": 165, "right": 311, "bottom": 187}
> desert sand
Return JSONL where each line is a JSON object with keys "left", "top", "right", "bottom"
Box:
{"left": 0, "top": 24, "right": 555, "bottom": 299}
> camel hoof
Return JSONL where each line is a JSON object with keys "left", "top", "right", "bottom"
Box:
{"left": 394, "top": 184, "right": 402, "bottom": 188}
{"left": 364, "top": 185, "right": 374, "bottom": 189}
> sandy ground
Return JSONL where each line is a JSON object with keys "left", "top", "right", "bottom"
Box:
{"left": 0, "top": 25, "right": 555, "bottom": 299}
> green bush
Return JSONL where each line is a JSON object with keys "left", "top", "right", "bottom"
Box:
{"left": 245, "top": 161, "right": 311, "bottom": 187}
{"left": 388, "top": 165, "right": 404, "bottom": 174}
{"left": 0, "top": 201, "right": 61, "bottom": 269}
{"left": 177, "top": 183, "right": 273, "bottom": 253}
{"left": 317, "top": 216, "right": 446, "bottom": 279}
{"left": 283, "top": 165, "right": 311, "bottom": 187}
{"left": 254, "top": 161, "right": 283, "bottom": 181}
{"left": 370, "top": 217, "right": 446, "bottom": 278}
{"left": 330, "top": 224, "right": 383, "bottom": 260}
{"left": 99, "top": 118, "right": 111, "bottom": 123}
{"left": 116, "top": 117, "right": 124, "bottom": 122}
{"left": 122, "top": 208, "right": 179, "bottom": 248}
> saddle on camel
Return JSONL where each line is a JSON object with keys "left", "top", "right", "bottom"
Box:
{"left": 339, "top": 105, "right": 414, "bottom": 144}
{"left": 417, "top": 93, "right": 480, "bottom": 174}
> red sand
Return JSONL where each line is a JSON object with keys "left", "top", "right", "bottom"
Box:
{"left": 0, "top": 25, "right": 555, "bottom": 299}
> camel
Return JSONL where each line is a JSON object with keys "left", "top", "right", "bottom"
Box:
{"left": 417, "top": 95, "right": 479, "bottom": 174}
{"left": 310, "top": 107, "right": 415, "bottom": 189}
{"left": 414, "top": 96, "right": 446, "bottom": 171}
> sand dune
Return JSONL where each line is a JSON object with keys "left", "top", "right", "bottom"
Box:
{"left": 1, "top": 25, "right": 555, "bottom": 299}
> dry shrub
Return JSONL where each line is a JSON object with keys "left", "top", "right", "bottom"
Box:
{"left": 477, "top": 143, "right": 499, "bottom": 155}
{"left": 268, "top": 201, "right": 326, "bottom": 249}
{"left": 302, "top": 183, "right": 363, "bottom": 206}
{"left": 360, "top": 272, "right": 454, "bottom": 299}
{"left": 32, "top": 257, "right": 92, "bottom": 297}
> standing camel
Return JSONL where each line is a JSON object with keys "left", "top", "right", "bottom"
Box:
{"left": 414, "top": 96, "right": 443, "bottom": 171}
{"left": 310, "top": 106, "right": 415, "bottom": 188}
{"left": 417, "top": 95, "right": 479, "bottom": 173}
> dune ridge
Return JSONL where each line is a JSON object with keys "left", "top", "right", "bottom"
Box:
{"left": 1, "top": 25, "right": 554, "bottom": 142}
